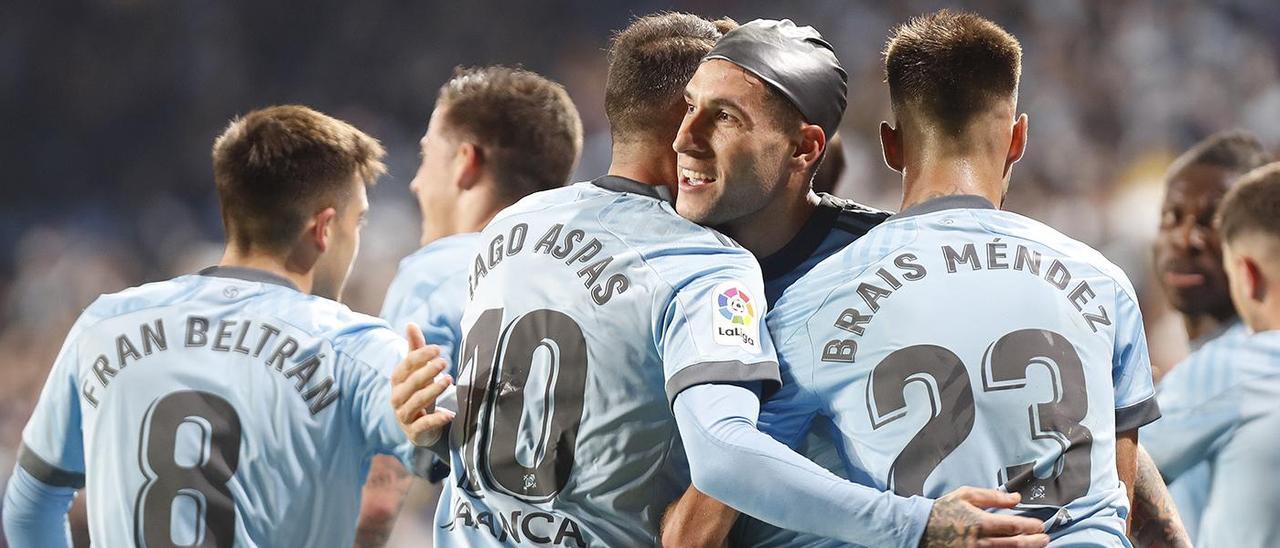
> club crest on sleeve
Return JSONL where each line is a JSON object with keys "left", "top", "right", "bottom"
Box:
{"left": 712, "top": 281, "right": 761, "bottom": 353}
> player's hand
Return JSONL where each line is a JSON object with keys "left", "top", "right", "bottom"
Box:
{"left": 920, "top": 487, "right": 1050, "bottom": 548}
{"left": 389, "top": 323, "right": 455, "bottom": 447}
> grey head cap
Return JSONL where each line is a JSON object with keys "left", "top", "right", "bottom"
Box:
{"left": 703, "top": 19, "right": 848, "bottom": 137}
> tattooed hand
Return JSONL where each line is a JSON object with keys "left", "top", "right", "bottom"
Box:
{"left": 920, "top": 487, "right": 1049, "bottom": 548}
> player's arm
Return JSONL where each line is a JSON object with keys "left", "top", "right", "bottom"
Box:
{"left": 1116, "top": 429, "right": 1138, "bottom": 528}
{"left": 661, "top": 488, "right": 738, "bottom": 548}
{"left": 4, "top": 318, "right": 91, "bottom": 548}
{"left": 353, "top": 456, "right": 414, "bottom": 548}
{"left": 3, "top": 459, "right": 76, "bottom": 548}
{"left": 672, "top": 383, "right": 1049, "bottom": 548}
{"left": 1129, "top": 445, "right": 1192, "bottom": 548}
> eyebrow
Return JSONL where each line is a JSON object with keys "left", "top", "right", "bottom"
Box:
{"left": 685, "top": 90, "right": 749, "bottom": 118}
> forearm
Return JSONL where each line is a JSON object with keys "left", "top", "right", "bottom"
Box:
{"left": 354, "top": 456, "right": 414, "bottom": 548}
{"left": 3, "top": 466, "right": 75, "bottom": 548}
{"left": 1129, "top": 445, "right": 1191, "bottom": 548}
{"left": 674, "top": 384, "right": 932, "bottom": 548}
{"left": 661, "top": 486, "right": 739, "bottom": 548}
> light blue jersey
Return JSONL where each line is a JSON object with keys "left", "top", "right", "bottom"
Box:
{"left": 14, "top": 266, "right": 418, "bottom": 547}
{"left": 434, "top": 176, "right": 779, "bottom": 547}
{"left": 1143, "top": 321, "right": 1247, "bottom": 541}
{"left": 762, "top": 195, "right": 1160, "bottom": 546}
{"left": 1143, "top": 326, "right": 1280, "bottom": 547}
{"left": 730, "top": 194, "right": 889, "bottom": 548}
{"left": 381, "top": 232, "right": 480, "bottom": 373}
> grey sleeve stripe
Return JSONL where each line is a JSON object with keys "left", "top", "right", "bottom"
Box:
{"left": 18, "top": 443, "right": 85, "bottom": 489}
{"left": 665, "top": 359, "right": 782, "bottom": 408}
{"left": 1116, "top": 397, "right": 1162, "bottom": 432}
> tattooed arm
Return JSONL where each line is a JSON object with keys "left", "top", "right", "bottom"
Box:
{"left": 354, "top": 455, "right": 415, "bottom": 548}
{"left": 1129, "top": 445, "right": 1192, "bottom": 548}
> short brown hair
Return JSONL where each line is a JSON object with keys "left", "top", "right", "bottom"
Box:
{"left": 212, "top": 105, "right": 385, "bottom": 253}
{"left": 437, "top": 66, "right": 583, "bottom": 200}
{"left": 605, "top": 12, "right": 732, "bottom": 142}
{"left": 1171, "top": 130, "right": 1272, "bottom": 177}
{"left": 884, "top": 10, "right": 1021, "bottom": 135}
{"left": 1218, "top": 162, "right": 1280, "bottom": 244}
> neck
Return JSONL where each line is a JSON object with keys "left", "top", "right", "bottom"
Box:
{"left": 900, "top": 155, "right": 1004, "bottom": 211}
{"left": 608, "top": 141, "right": 677, "bottom": 195}
{"left": 420, "top": 186, "right": 507, "bottom": 246}
{"left": 722, "top": 188, "right": 820, "bottom": 258}
{"left": 1181, "top": 310, "right": 1236, "bottom": 343}
{"left": 218, "top": 247, "right": 312, "bottom": 294}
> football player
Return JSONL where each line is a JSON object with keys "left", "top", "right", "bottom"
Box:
{"left": 2, "top": 105, "right": 448, "bottom": 546}
{"left": 1135, "top": 130, "right": 1271, "bottom": 544}
{"left": 373, "top": 66, "right": 582, "bottom": 495}
{"left": 1141, "top": 159, "right": 1280, "bottom": 547}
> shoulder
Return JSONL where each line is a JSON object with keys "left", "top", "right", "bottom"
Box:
{"left": 821, "top": 193, "right": 893, "bottom": 236}
{"left": 81, "top": 275, "right": 205, "bottom": 326}
{"left": 391, "top": 233, "right": 479, "bottom": 293}
{"left": 973, "top": 209, "right": 1138, "bottom": 299}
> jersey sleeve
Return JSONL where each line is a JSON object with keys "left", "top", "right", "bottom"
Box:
{"left": 18, "top": 314, "right": 91, "bottom": 489}
{"left": 1140, "top": 361, "right": 1241, "bottom": 482}
{"left": 653, "top": 248, "right": 781, "bottom": 407}
{"left": 1112, "top": 288, "right": 1160, "bottom": 431}
{"left": 340, "top": 328, "right": 425, "bottom": 473}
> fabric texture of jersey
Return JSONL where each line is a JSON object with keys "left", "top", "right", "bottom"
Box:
{"left": 1143, "top": 321, "right": 1246, "bottom": 542}
{"left": 381, "top": 231, "right": 480, "bottom": 372}
{"left": 730, "top": 193, "right": 889, "bottom": 548}
{"left": 1142, "top": 325, "right": 1280, "bottom": 547}
{"left": 17, "top": 267, "right": 417, "bottom": 547}
{"left": 760, "top": 195, "right": 1159, "bottom": 546}
{"left": 433, "top": 177, "right": 779, "bottom": 547}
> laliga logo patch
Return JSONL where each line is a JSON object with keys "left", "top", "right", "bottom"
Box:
{"left": 713, "top": 282, "right": 761, "bottom": 353}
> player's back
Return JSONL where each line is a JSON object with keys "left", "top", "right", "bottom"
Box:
{"left": 381, "top": 232, "right": 479, "bottom": 371}
{"left": 21, "top": 267, "right": 413, "bottom": 546}
{"left": 767, "top": 195, "right": 1158, "bottom": 545}
{"left": 1144, "top": 326, "right": 1280, "bottom": 547}
{"left": 436, "top": 177, "right": 777, "bottom": 546}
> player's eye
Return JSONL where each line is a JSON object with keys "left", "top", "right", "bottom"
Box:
{"left": 685, "top": 103, "right": 695, "bottom": 115}
{"left": 716, "top": 110, "right": 735, "bottom": 123}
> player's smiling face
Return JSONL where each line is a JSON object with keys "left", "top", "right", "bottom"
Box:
{"left": 673, "top": 60, "right": 795, "bottom": 226}
{"left": 1154, "top": 162, "right": 1236, "bottom": 318}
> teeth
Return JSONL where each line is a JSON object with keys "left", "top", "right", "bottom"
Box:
{"left": 680, "top": 167, "right": 716, "bottom": 184}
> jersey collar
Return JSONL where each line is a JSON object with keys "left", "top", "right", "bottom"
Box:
{"left": 198, "top": 265, "right": 300, "bottom": 291}
{"left": 591, "top": 175, "right": 675, "bottom": 204}
{"left": 759, "top": 194, "right": 844, "bottom": 282}
{"left": 890, "top": 194, "right": 995, "bottom": 221}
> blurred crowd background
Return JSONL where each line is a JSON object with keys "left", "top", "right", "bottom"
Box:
{"left": 2, "top": 0, "right": 1279, "bottom": 544}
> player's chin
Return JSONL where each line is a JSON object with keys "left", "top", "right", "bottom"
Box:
{"left": 674, "top": 198, "right": 715, "bottom": 225}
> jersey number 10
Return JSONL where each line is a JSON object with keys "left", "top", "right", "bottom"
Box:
{"left": 452, "top": 308, "right": 590, "bottom": 502}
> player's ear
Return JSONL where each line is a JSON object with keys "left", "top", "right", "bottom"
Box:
{"left": 1003, "top": 113, "right": 1029, "bottom": 177}
{"left": 309, "top": 207, "right": 337, "bottom": 253}
{"left": 455, "top": 142, "right": 484, "bottom": 191}
{"left": 1244, "top": 255, "right": 1267, "bottom": 302}
{"left": 879, "top": 121, "right": 904, "bottom": 173}
{"left": 794, "top": 124, "right": 826, "bottom": 176}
